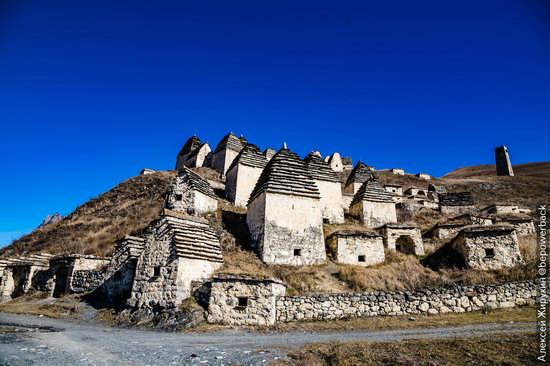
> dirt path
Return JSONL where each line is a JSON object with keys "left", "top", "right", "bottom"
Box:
{"left": 0, "top": 312, "right": 535, "bottom": 366}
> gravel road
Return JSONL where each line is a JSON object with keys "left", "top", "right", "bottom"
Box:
{"left": 0, "top": 312, "right": 534, "bottom": 366}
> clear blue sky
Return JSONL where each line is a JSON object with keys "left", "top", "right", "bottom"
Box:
{"left": 1, "top": 0, "right": 549, "bottom": 246}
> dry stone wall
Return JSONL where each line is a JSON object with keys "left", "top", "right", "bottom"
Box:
{"left": 275, "top": 280, "right": 536, "bottom": 322}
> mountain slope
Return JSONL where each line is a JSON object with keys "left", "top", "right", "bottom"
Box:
{"left": 0, "top": 172, "right": 175, "bottom": 257}
{"left": 444, "top": 162, "right": 550, "bottom": 179}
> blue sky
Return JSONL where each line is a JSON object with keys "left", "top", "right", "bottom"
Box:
{"left": 1, "top": 0, "right": 549, "bottom": 246}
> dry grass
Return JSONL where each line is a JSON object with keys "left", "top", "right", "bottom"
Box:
{"left": 279, "top": 332, "right": 539, "bottom": 366}
{"left": 266, "top": 305, "right": 535, "bottom": 332}
{"left": 0, "top": 291, "right": 83, "bottom": 319}
{"left": 336, "top": 250, "right": 450, "bottom": 292}
{"left": 0, "top": 171, "right": 175, "bottom": 257}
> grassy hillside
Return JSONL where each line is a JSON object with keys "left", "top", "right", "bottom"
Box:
{"left": 0, "top": 172, "right": 175, "bottom": 257}
{"left": 444, "top": 161, "right": 550, "bottom": 179}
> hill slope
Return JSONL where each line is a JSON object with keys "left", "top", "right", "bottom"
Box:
{"left": 0, "top": 172, "right": 175, "bottom": 257}
{"left": 444, "top": 161, "right": 550, "bottom": 179}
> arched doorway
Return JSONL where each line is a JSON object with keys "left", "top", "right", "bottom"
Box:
{"left": 395, "top": 235, "right": 416, "bottom": 255}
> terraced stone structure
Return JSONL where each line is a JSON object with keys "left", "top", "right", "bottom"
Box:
{"left": 0, "top": 254, "right": 52, "bottom": 302}
{"left": 129, "top": 210, "right": 223, "bottom": 309}
{"left": 326, "top": 230, "right": 385, "bottom": 266}
{"left": 304, "top": 152, "right": 345, "bottom": 224}
{"left": 349, "top": 178, "right": 397, "bottom": 228}
{"left": 378, "top": 223, "right": 424, "bottom": 255}
{"left": 98, "top": 236, "right": 146, "bottom": 306}
{"left": 207, "top": 275, "right": 286, "bottom": 326}
{"left": 451, "top": 225, "right": 524, "bottom": 270}
{"left": 246, "top": 146, "right": 326, "bottom": 265}
{"left": 439, "top": 192, "right": 475, "bottom": 214}
{"left": 165, "top": 167, "right": 218, "bottom": 216}
{"left": 211, "top": 132, "right": 247, "bottom": 175}
{"left": 225, "top": 144, "right": 268, "bottom": 208}
{"left": 343, "top": 162, "right": 373, "bottom": 194}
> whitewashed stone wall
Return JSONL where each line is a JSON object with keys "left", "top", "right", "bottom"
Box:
{"left": 207, "top": 276, "right": 286, "bottom": 326}
{"left": 452, "top": 228, "right": 524, "bottom": 270}
{"left": 315, "top": 180, "right": 345, "bottom": 224}
{"left": 344, "top": 182, "right": 363, "bottom": 195}
{"left": 350, "top": 201, "right": 397, "bottom": 228}
{"left": 167, "top": 187, "right": 217, "bottom": 216}
{"left": 380, "top": 225, "right": 424, "bottom": 256}
{"left": 212, "top": 149, "right": 240, "bottom": 176}
{"left": 433, "top": 224, "right": 466, "bottom": 240}
{"left": 226, "top": 164, "right": 263, "bottom": 208}
{"left": 326, "top": 233, "right": 384, "bottom": 266}
{"left": 275, "top": 280, "right": 537, "bottom": 322}
{"left": 440, "top": 205, "right": 475, "bottom": 215}
{"left": 247, "top": 192, "right": 326, "bottom": 265}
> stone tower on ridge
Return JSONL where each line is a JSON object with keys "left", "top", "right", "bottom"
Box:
{"left": 495, "top": 146, "right": 514, "bottom": 176}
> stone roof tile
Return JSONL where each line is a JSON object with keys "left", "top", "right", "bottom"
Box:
{"left": 351, "top": 178, "right": 395, "bottom": 205}
{"left": 304, "top": 152, "right": 340, "bottom": 183}
{"left": 178, "top": 167, "right": 217, "bottom": 199}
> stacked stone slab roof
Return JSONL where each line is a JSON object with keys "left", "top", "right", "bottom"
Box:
{"left": 157, "top": 213, "right": 223, "bottom": 263}
{"left": 115, "top": 235, "right": 146, "bottom": 258}
{"left": 227, "top": 144, "right": 268, "bottom": 172}
{"left": 380, "top": 223, "right": 419, "bottom": 229}
{"left": 345, "top": 162, "right": 373, "bottom": 186}
{"left": 212, "top": 274, "right": 286, "bottom": 285}
{"left": 351, "top": 178, "right": 395, "bottom": 205}
{"left": 248, "top": 147, "right": 320, "bottom": 202}
{"left": 304, "top": 152, "right": 340, "bottom": 183}
{"left": 214, "top": 133, "right": 247, "bottom": 153}
{"left": 326, "top": 229, "right": 381, "bottom": 240}
{"left": 178, "top": 167, "right": 217, "bottom": 199}
{"left": 186, "top": 142, "right": 209, "bottom": 160}
{"left": 177, "top": 135, "right": 202, "bottom": 157}
{"left": 439, "top": 192, "right": 474, "bottom": 206}
{"left": 1, "top": 253, "right": 52, "bottom": 267}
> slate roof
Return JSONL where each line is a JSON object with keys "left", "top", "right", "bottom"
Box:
{"left": 157, "top": 215, "right": 223, "bottom": 263}
{"left": 227, "top": 143, "right": 268, "bottom": 172}
{"left": 248, "top": 147, "right": 320, "bottom": 203}
{"left": 214, "top": 133, "right": 247, "bottom": 153}
{"left": 178, "top": 167, "right": 217, "bottom": 199}
{"left": 351, "top": 178, "right": 395, "bottom": 205}
{"left": 177, "top": 135, "right": 202, "bottom": 157}
{"left": 186, "top": 142, "right": 209, "bottom": 159}
{"left": 439, "top": 192, "right": 474, "bottom": 206}
{"left": 345, "top": 162, "right": 373, "bottom": 186}
{"left": 304, "top": 152, "right": 340, "bottom": 183}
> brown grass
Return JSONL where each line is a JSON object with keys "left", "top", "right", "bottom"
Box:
{"left": 0, "top": 291, "right": 83, "bottom": 319}
{"left": 266, "top": 305, "right": 535, "bottom": 332}
{"left": 279, "top": 332, "right": 539, "bottom": 366}
{"left": 0, "top": 171, "right": 175, "bottom": 257}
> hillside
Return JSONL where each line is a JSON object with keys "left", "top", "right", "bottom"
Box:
{"left": 0, "top": 172, "right": 175, "bottom": 257}
{"left": 444, "top": 161, "right": 550, "bottom": 179}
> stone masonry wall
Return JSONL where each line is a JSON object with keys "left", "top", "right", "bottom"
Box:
{"left": 70, "top": 270, "right": 105, "bottom": 293}
{"left": 276, "top": 280, "right": 536, "bottom": 322}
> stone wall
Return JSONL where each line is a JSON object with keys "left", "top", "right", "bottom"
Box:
{"left": 275, "top": 280, "right": 536, "bottom": 322}
{"left": 380, "top": 225, "right": 424, "bottom": 256}
{"left": 326, "top": 232, "right": 384, "bottom": 266}
{"left": 207, "top": 276, "right": 286, "bottom": 326}
{"left": 226, "top": 164, "right": 263, "bottom": 208}
{"left": 70, "top": 270, "right": 104, "bottom": 293}
{"left": 314, "top": 180, "right": 345, "bottom": 224}
{"left": 350, "top": 201, "right": 397, "bottom": 228}
{"left": 247, "top": 192, "right": 326, "bottom": 265}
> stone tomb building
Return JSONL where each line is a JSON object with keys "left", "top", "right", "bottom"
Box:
{"left": 165, "top": 167, "right": 218, "bottom": 216}
{"left": 439, "top": 192, "right": 475, "bottom": 214}
{"left": 207, "top": 275, "right": 286, "bottom": 326}
{"left": 0, "top": 254, "right": 52, "bottom": 302}
{"left": 304, "top": 152, "right": 345, "bottom": 224}
{"left": 349, "top": 178, "right": 397, "bottom": 228}
{"left": 47, "top": 254, "right": 109, "bottom": 297}
{"left": 326, "top": 230, "right": 385, "bottom": 266}
{"left": 344, "top": 162, "right": 373, "bottom": 194}
{"left": 451, "top": 225, "right": 524, "bottom": 270}
{"left": 325, "top": 152, "right": 343, "bottom": 172}
{"left": 225, "top": 144, "right": 268, "bottom": 208}
{"left": 378, "top": 224, "right": 424, "bottom": 255}
{"left": 129, "top": 210, "right": 223, "bottom": 309}
{"left": 175, "top": 135, "right": 212, "bottom": 170}
{"left": 246, "top": 147, "right": 326, "bottom": 266}
{"left": 211, "top": 132, "right": 247, "bottom": 175}
{"left": 97, "top": 236, "right": 145, "bottom": 306}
